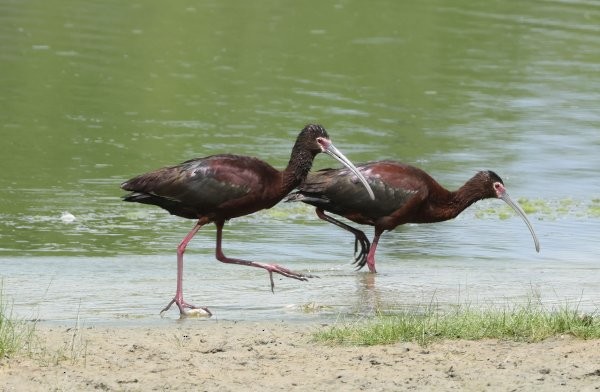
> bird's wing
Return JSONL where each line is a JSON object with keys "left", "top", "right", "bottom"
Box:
{"left": 293, "top": 161, "right": 426, "bottom": 219}
{"left": 122, "top": 155, "right": 276, "bottom": 214}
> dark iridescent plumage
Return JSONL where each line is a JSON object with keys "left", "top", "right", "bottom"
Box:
{"left": 121, "top": 124, "right": 373, "bottom": 317}
{"left": 287, "top": 160, "right": 539, "bottom": 273}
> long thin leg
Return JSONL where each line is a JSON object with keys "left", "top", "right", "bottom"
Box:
{"left": 365, "top": 227, "right": 384, "bottom": 273}
{"left": 214, "top": 220, "right": 315, "bottom": 292}
{"left": 315, "top": 208, "right": 370, "bottom": 268}
{"left": 160, "top": 218, "right": 212, "bottom": 317}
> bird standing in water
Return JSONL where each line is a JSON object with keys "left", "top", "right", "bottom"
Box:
{"left": 121, "top": 124, "right": 374, "bottom": 317}
{"left": 286, "top": 160, "right": 540, "bottom": 273}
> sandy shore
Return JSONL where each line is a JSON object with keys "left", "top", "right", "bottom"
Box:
{"left": 1, "top": 320, "right": 599, "bottom": 391}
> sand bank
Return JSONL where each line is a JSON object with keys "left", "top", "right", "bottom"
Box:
{"left": 1, "top": 320, "right": 599, "bottom": 391}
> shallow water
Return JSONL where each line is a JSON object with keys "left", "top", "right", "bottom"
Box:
{"left": 1, "top": 0, "right": 599, "bottom": 326}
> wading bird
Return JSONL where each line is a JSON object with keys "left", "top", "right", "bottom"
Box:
{"left": 286, "top": 160, "right": 540, "bottom": 273}
{"left": 121, "top": 124, "right": 374, "bottom": 317}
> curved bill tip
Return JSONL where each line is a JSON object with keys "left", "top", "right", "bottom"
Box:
{"left": 500, "top": 193, "right": 540, "bottom": 252}
{"left": 323, "top": 144, "right": 375, "bottom": 200}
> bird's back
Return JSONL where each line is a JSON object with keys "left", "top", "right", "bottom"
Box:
{"left": 289, "top": 160, "right": 430, "bottom": 224}
{"left": 122, "top": 154, "right": 282, "bottom": 220}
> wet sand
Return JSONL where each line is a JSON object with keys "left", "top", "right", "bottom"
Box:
{"left": 1, "top": 320, "right": 599, "bottom": 391}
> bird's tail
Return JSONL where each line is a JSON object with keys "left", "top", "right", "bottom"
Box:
{"left": 121, "top": 192, "right": 198, "bottom": 219}
{"left": 122, "top": 192, "right": 149, "bottom": 203}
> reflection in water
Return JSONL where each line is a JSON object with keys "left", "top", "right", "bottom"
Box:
{"left": 354, "top": 273, "right": 381, "bottom": 316}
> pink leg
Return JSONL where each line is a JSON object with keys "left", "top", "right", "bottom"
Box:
{"left": 315, "top": 208, "right": 370, "bottom": 269}
{"left": 160, "top": 219, "right": 212, "bottom": 317}
{"left": 214, "top": 220, "right": 315, "bottom": 292}
{"left": 366, "top": 227, "right": 383, "bottom": 273}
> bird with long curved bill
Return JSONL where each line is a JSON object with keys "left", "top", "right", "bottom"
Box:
{"left": 121, "top": 124, "right": 375, "bottom": 317}
{"left": 286, "top": 160, "right": 540, "bottom": 273}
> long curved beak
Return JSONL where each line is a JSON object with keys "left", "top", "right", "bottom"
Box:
{"left": 323, "top": 144, "right": 375, "bottom": 200}
{"left": 499, "top": 193, "right": 540, "bottom": 252}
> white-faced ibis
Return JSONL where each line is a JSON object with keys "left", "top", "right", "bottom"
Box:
{"left": 286, "top": 160, "right": 540, "bottom": 273}
{"left": 121, "top": 124, "right": 374, "bottom": 317}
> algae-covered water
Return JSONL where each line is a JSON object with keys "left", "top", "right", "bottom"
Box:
{"left": 1, "top": 0, "right": 599, "bottom": 325}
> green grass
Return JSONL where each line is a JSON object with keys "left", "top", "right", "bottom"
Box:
{"left": 0, "top": 288, "right": 89, "bottom": 365}
{"left": 0, "top": 285, "right": 36, "bottom": 358}
{"left": 315, "top": 301, "right": 600, "bottom": 347}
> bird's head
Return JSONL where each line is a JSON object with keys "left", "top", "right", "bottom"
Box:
{"left": 295, "top": 124, "right": 331, "bottom": 155}
{"left": 476, "top": 170, "right": 506, "bottom": 199}
{"left": 292, "top": 124, "right": 374, "bottom": 200}
{"left": 476, "top": 170, "right": 540, "bottom": 253}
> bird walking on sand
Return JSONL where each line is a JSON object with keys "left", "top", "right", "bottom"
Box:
{"left": 286, "top": 160, "right": 540, "bottom": 273}
{"left": 121, "top": 124, "right": 374, "bottom": 316}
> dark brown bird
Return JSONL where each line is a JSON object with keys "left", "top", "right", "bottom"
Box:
{"left": 121, "top": 124, "right": 374, "bottom": 317}
{"left": 286, "top": 160, "right": 540, "bottom": 273}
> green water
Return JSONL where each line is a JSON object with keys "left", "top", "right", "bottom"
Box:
{"left": 1, "top": 0, "right": 599, "bottom": 324}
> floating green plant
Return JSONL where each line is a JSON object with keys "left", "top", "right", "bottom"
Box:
{"left": 476, "top": 198, "right": 599, "bottom": 220}
{"left": 517, "top": 198, "right": 553, "bottom": 215}
{"left": 588, "top": 199, "right": 600, "bottom": 218}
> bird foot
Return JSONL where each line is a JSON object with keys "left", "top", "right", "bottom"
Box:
{"left": 160, "top": 297, "right": 212, "bottom": 318}
{"left": 352, "top": 252, "right": 368, "bottom": 270}
{"left": 351, "top": 234, "right": 370, "bottom": 270}
{"left": 265, "top": 264, "right": 318, "bottom": 293}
